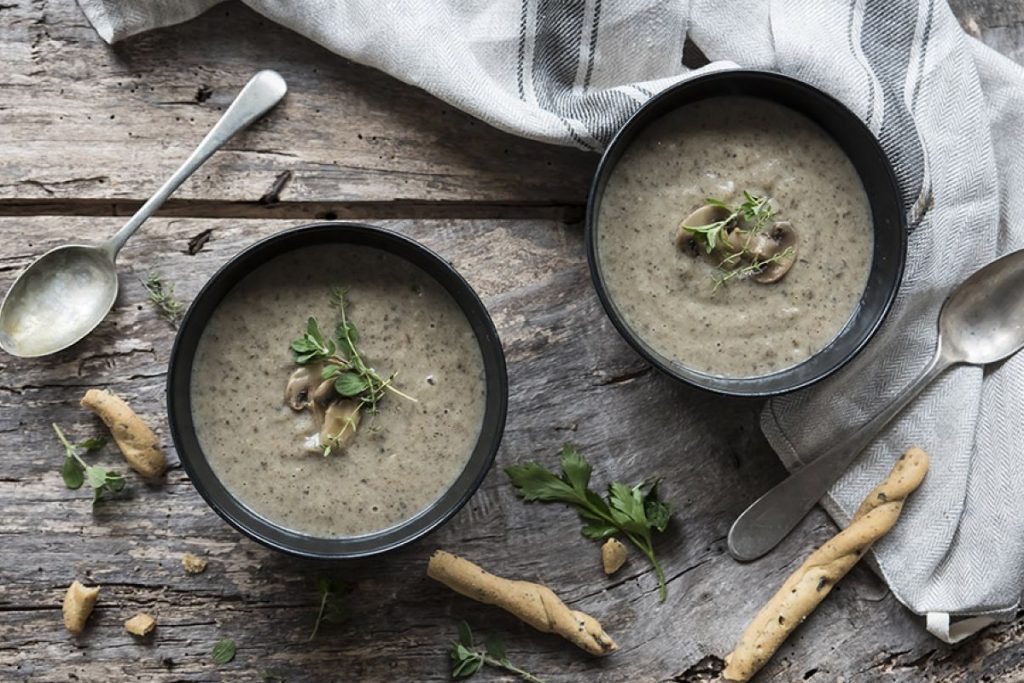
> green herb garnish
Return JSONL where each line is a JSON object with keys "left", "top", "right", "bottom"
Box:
{"left": 211, "top": 638, "right": 237, "bottom": 665}
{"left": 450, "top": 621, "right": 547, "bottom": 683}
{"left": 506, "top": 444, "right": 673, "bottom": 601}
{"left": 309, "top": 578, "right": 348, "bottom": 641}
{"left": 289, "top": 288, "right": 416, "bottom": 456}
{"left": 681, "top": 191, "right": 795, "bottom": 290}
{"left": 142, "top": 274, "right": 184, "bottom": 327}
{"left": 54, "top": 424, "right": 124, "bottom": 504}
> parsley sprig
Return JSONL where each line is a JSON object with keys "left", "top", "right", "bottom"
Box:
{"left": 505, "top": 444, "right": 673, "bottom": 601}
{"left": 53, "top": 423, "right": 125, "bottom": 504}
{"left": 290, "top": 288, "right": 417, "bottom": 454}
{"left": 450, "top": 621, "right": 546, "bottom": 683}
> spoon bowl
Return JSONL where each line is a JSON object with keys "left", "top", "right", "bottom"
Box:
{"left": 939, "top": 249, "right": 1024, "bottom": 365}
{"left": 728, "top": 247, "right": 1024, "bottom": 561}
{"left": 0, "top": 245, "right": 117, "bottom": 357}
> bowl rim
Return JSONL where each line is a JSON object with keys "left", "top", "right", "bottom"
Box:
{"left": 585, "top": 69, "right": 908, "bottom": 397}
{"left": 166, "top": 222, "right": 508, "bottom": 558}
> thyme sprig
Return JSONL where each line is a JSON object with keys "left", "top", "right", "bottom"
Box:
{"left": 308, "top": 578, "right": 348, "bottom": 641}
{"left": 141, "top": 274, "right": 184, "bottom": 327}
{"left": 289, "top": 288, "right": 417, "bottom": 455}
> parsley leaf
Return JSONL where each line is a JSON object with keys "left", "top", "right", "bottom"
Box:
{"left": 506, "top": 444, "right": 674, "bottom": 601}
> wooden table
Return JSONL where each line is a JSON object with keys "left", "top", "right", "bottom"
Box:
{"left": 2, "top": 2, "right": 1022, "bottom": 681}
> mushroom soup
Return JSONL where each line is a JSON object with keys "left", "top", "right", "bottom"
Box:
{"left": 596, "top": 96, "right": 874, "bottom": 377}
{"left": 190, "top": 244, "right": 487, "bottom": 537}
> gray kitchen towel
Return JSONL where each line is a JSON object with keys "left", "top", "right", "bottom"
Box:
{"left": 77, "top": 0, "right": 1024, "bottom": 641}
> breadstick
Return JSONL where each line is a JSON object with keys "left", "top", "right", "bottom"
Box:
{"left": 427, "top": 549, "right": 618, "bottom": 655}
{"left": 723, "top": 447, "right": 929, "bottom": 682}
{"left": 80, "top": 389, "right": 167, "bottom": 478}
{"left": 63, "top": 580, "right": 100, "bottom": 635}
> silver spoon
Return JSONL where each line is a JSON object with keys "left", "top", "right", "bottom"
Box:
{"left": 0, "top": 70, "right": 287, "bottom": 358}
{"left": 728, "top": 248, "right": 1024, "bottom": 561}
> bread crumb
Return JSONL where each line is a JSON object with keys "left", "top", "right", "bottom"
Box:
{"left": 601, "top": 538, "right": 628, "bottom": 575}
{"left": 182, "top": 553, "right": 208, "bottom": 575}
{"left": 63, "top": 581, "right": 100, "bottom": 635}
{"left": 124, "top": 612, "right": 156, "bottom": 637}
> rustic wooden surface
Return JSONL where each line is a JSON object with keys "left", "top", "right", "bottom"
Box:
{"left": 2, "top": 2, "right": 1023, "bottom": 682}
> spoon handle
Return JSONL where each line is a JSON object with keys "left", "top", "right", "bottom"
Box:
{"left": 726, "top": 348, "right": 952, "bottom": 561}
{"left": 103, "top": 70, "right": 288, "bottom": 260}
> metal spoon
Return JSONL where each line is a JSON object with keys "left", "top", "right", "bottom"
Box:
{"left": 0, "top": 70, "right": 287, "bottom": 358}
{"left": 728, "top": 248, "right": 1024, "bottom": 561}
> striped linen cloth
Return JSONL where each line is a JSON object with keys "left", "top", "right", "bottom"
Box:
{"left": 77, "top": 0, "right": 1024, "bottom": 642}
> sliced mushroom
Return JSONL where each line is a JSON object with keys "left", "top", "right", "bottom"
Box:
{"left": 310, "top": 378, "right": 339, "bottom": 425}
{"left": 676, "top": 204, "right": 733, "bottom": 252}
{"left": 285, "top": 366, "right": 322, "bottom": 411}
{"left": 753, "top": 221, "right": 798, "bottom": 284}
{"left": 320, "top": 400, "right": 362, "bottom": 452}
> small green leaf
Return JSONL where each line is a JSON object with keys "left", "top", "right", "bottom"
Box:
{"left": 87, "top": 466, "right": 110, "bottom": 490}
{"left": 305, "top": 317, "right": 322, "bottom": 340}
{"left": 62, "top": 457, "right": 84, "bottom": 490}
{"left": 105, "top": 472, "right": 127, "bottom": 493}
{"left": 581, "top": 522, "right": 618, "bottom": 540}
{"left": 321, "top": 364, "right": 341, "bottom": 380}
{"left": 457, "top": 620, "right": 473, "bottom": 648}
{"left": 484, "top": 634, "right": 507, "bottom": 662}
{"left": 211, "top": 638, "right": 236, "bottom": 665}
{"left": 334, "top": 371, "right": 368, "bottom": 397}
{"left": 559, "top": 444, "right": 592, "bottom": 494}
{"left": 77, "top": 437, "right": 107, "bottom": 451}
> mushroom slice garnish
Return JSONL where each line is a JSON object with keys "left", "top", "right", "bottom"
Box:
{"left": 320, "top": 399, "right": 362, "bottom": 452}
{"left": 285, "top": 366, "right": 321, "bottom": 411}
{"left": 676, "top": 204, "right": 734, "bottom": 252}
{"left": 753, "top": 221, "right": 798, "bottom": 284}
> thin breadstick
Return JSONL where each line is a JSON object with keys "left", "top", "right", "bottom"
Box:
{"left": 427, "top": 549, "right": 617, "bottom": 655}
{"left": 723, "top": 447, "right": 929, "bottom": 682}
{"left": 80, "top": 389, "right": 167, "bottom": 478}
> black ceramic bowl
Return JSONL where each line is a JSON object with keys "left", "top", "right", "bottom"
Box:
{"left": 167, "top": 223, "right": 507, "bottom": 558}
{"left": 586, "top": 70, "right": 906, "bottom": 397}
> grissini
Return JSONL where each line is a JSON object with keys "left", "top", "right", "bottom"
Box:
{"left": 427, "top": 549, "right": 617, "bottom": 655}
{"left": 723, "top": 447, "right": 929, "bottom": 682}
{"left": 80, "top": 389, "right": 167, "bottom": 478}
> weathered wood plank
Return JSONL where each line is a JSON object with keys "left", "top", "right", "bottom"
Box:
{"left": 1, "top": 216, "right": 1022, "bottom": 682}
{"left": 0, "top": 1, "right": 596, "bottom": 214}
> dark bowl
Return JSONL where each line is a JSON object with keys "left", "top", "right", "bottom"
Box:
{"left": 167, "top": 222, "right": 508, "bottom": 558}
{"left": 585, "top": 70, "right": 906, "bottom": 397}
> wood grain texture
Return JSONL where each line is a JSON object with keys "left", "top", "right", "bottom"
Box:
{"left": 2, "top": 1, "right": 1024, "bottom": 681}
{"left": 0, "top": 1, "right": 596, "bottom": 214}
{"left": 1, "top": 216, "right": 1022, "bottom": 683}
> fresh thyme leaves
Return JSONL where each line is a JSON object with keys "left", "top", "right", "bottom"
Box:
{"left": 211, "top": 638, "right": 237, "bottom": 665}
{"left": 141, "top": 274, "right": 184, "bottom": 327}
{"left": 53, "top": 424, "right": 124, "bottom": 504}
{"left": 308, "top": 578, "right": 348, "bottom": 641}
{"left": 505, "top": 444, "right": 673, "bottom": 601}
{"left": 450, "top": 621, "right": 547, "bottom": 683}
{"left": 713, "top": 246, "right": 796, "bottom": 292}
{"left": 289, "top": 288, "right": 417, "bottom": 456}
{"left": 683, "top": 191, "right": 774, "bottom": 254}
{"left": 680, "top": 192, "right": 797, "bottom": 288}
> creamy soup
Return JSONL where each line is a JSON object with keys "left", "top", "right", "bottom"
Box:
{"left": 596, "top": 96, "right": 874, "bottom": 377}
{"left": 190, "top": 244, "right": 486, "bottom": 537}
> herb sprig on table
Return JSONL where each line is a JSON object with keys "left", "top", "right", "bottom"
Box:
{"left": 308, "top": 578, "right": 348, "bottom": 641}
{"left": 506, "top": 444, "right": 673, "bottom": 601}
{"left": 450, "top": 621, "right": 547, "bottom": 683}
{"left": 141, "top": 274, "right": 184, "bottom": 327}
{"left": 289, "top": 288, "right": 417, "bottom": 455}
{"left": 53, "top": 423, "right": 125, "bottom": 504}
